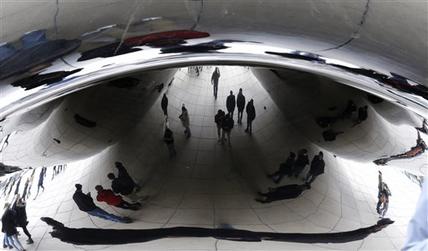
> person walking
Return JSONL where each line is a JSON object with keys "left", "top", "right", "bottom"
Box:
{"left": 34, "top": 166, "right": 47, "bottom": 198}
{"left": 179, "top": 104, "right": 191, "bottom": 138}
{"left": 292, "top": 149, "right": 309, "bottom": 178}
{"left": 226, "top": 91, "right": 236, "bottom": 118}
{"left": 161, "top": 93, "right": 168, "bottom": 116}
{"left": 72, "top": 184, "right": 131, "bottom": 223}
{"left": 13, "top": 195, "right": 33, "bottom": 244}
{"left": 214, "top": 109, "right": 225, "bottom": 141}
{"left": 221, "top": 113, "right": 234, "bottom": 146}
{"left": 245, "top": 99, "right": 256, "bottom": 134}
{"left": 211, "top": 67, "right": 220, "bottom": 99}
{"left": 95, "top": 185, "right": 141, "bottom": 211}
{"left": 164, "top": 127, "right": 176, "bottom": 158}
{"left": 304, "top": 151, "right": 325, "bottom": 187}
{"left": 107, "top": 162, "right": 140, "bottom": 196}
{"left": 236, "top": 88, "right": 245, "bottom": 125}
{"left": 2, "top": 203, "right": 25, "bottom": 250}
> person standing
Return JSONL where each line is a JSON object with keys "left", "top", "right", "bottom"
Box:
{"left": 226, "top": 91, "right": 236, "bottom": 118}
{"left": 179, "top": 104, "right": 191, "bottom": 138}
{"left": 211, "top": 67, "right": 220, "bottom": 99}
{"left": 72, "top": 184, "right": 131, "bottom": 223}
{"left": 221, "top": 113, "right": 234, "bottom": 146}
{"left": 236, "top": 88, "right": 246, "bottom": 125}
{"left": 161, "top": 93, "right": 168, "bottom": 116}
{"left": 245, "top": 99, "right": 256, "bottom": 134}
{"left": 214, "top": 109, "right": 225, "bottom": 141}
{"left": 164, "top": 127, "right": 176, "bottom": 158}
{"left": 292, "top": 149, "right": 309, "bottom": 178}
{"left": 13, "top": 195, "right": 33, "bottom": 244}
{"left": 95, "top": 185, "right": 141, "bottom": 211}
{"left": 2, "top": 203, "right": 25, "bottom": 250}
{"left": 304, "top": 151, "right": 325, "bottom": 187}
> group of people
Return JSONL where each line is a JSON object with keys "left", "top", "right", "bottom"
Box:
{"left": 72, "top": 162, "right": 142, "bottom": 224}
{"left": 256, "top": 150, "right": 325, "bottom": 203}
{"left": 2, "top": 194, "right": 33, "bottom": 251}
{"left": 161, "top": 67, "right": 257, "bottom": 156}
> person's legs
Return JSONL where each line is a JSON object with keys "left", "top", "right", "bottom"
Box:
{"left": 226, "top": 131, "right": 231, "bottom": 146}
{"left": 3, "top": 234, "right": 11, "bottom": 248}
{"left": 245, "top": 118, "right": 250, "bottom": 132}
{"left": 88, "top": 207, "right": 127, "bottom": 223}
{"left": 9, "top": 234, "right": 24, "bottom": 251}
{"left": 21, "top": 226, "right": 32, "bottom": 242}
{"left": 381, "top": 201, "right": 389, "bottom": 217}
{"left": 221, "top": 129, "right": 226, "bottom": 144}
{"left": 249, "top": 120, "right": 252, "bottom": 134}
{"left": 216, "top": 125, "right": 221, "bottom": 140}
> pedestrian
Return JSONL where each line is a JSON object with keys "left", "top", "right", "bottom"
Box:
{"left": 51, "top": 166, "right": 56, "bottom": 180}
{"left": 72, "top": 184, "right": 131, "bottom": 223}
{"left": 2, "top": 203, "right": 25, "bottom": 250}
{"left": 304, "top": 151, "right": 325, "bottom": 187}
{"left": 34, "top": 166, "right": 47, "bottom": 198}
{"left": 107, "top": 162, "right": 141, "bottom": 196}
{"left": 163, "top": 127, "right": 176, "bottom": 158}
{"left": 13, "top": 195, "right": 33, "bottom": 244}
{"left": 221, "top": 113, "right": 234, "bottom": 146}
{"left": 214, "top": 109, "right": 225, "bottom": 141}
{"left": 245, "top": 99, "right": 256, "bottom": 134}
{"left": 226, "top": 91, "right": 236, "bottom": 117}
{"left": 179, "top": 104, "right": 191, "bottom": 138}
{"left": 268, "top": 152, "right": 296, "bottom": 184}
{"left": 21, "top": 178, "right": 30, "bottom": 200}
{"left": 236, "top": 88, "right": 245, "bottom": 124}
{"left": 292, "top": 149, "right": 309, "bottom": 178}
{"left": 161, "top": 93, "right": 168, "bottom": 116}
{"left": 95, "top": 185, "right": 141, "bottom": 211}
{"left": 376, "top": 171, "right": 391, "bottom": 218}
{"left": 211, "top": 67, "right": 220, "bottom": 99}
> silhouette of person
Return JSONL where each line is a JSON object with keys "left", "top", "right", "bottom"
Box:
{"left": 304, "top": 152, "right": 325, "bottom": 187}
{"left": 95, "top": 185, "right": 141, "bottom": 211}
{"left": 164, "top": 127, "right": 176, "bottom": 158}
{"left": 2, "top": 203, "right": 25, "bottom": 250}
{"left": 107, "top": 162, "right": 140, "bottom": 196}
{"left": 52, "top": 165, "right": 57, "bottom": 180}
{"left": 34, "top": 166, "right": 47, "bottom": 198}
{"left": 376, "top": 171, "right": 391, "bottom": 218}
{"left": 211, "top": 67, "right": 220, "bottom": 99}
{"left": 292, "top": 149, "right": 309, "bottom": 178}
{"left": 214, "top": 109, "right": 226, "bottom": 141}
{"left": 13, "top": 195, "right": 33, "bottom": 244}
{"left": 0, "top": 133, "right": 11, "bottom": 153}
{"left": 226, "top": 91, "right": 236, "bottom": 117}
{"left": 268, "top": 152, "right": 296, "bottom": 184}
{"left": 179, "top": 104, "right": 191, "bottom": 138}
{"left": 353, "top": 106, "right": 368, "bottom": 127}
{"left": 221, "top": 113, "right": 234, "bottom": 146}
{"left": 72, "top": 184, "right": 131, "bottom": 223}
{"left": 161, "top": 93, "right": 168, "bottom": 116}
{"left": 236, "top": 88, "right": 245, "bottom": 124}
{"left": 245, "top": 99, "right": 256, "bottom": 134}
{"left": 256, "top": 184, "right": 310, "bottom": 203}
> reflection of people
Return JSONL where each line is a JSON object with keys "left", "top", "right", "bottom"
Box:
{"left": 245, "top": 99, "right": 256, "bottom": 134}
{"left": 376, "top": 171, "right": 391, "bottom": 218}
{"left": 322, "top": 129, "right": 344, "bottom": 142}
{"left": 179, "top": 104, "right": 191, "bottom": 138}
{"left": 255, "top": 184, "right": 310, "bottom": 203}
{"left": 221, "top": 113, "right": 234, "bottom": 146}
{"left": 35, "top": 166, "right": 47, "bottom": 198}
{"left": 107, "top": 162, "right": 140, "bottom": 196}
{"left": 2, "top": 203, "right": 25, "bottom": 250}
{"left": 211, "top": 67, "right": 220, "bottom": 99}
{"left": 95, "top": 185, "right": 141, "bottom": 211}
{"left": 161, "top": 94, "right": 168, "bottom": 116}
{"left": 13, "top": 195, "right": 33, "bottom": 244}
{"left": 268, "top": 152, "right": 296, "bottom": 184}
{"left": 292, "top": 149, "right": 309, "bottom": 178}
{"left": 236, "top": 88, "right": 245, "bottom": 125}
{"left": 402, "top": 180, "right": 428, "bottom": 250}
{"left": 72, "top": 184, "right": 131, "bottom": 223}
{"left": 374, "top": 131, "right": 427, "bottom": 165}
{"left": 226, "top": 91, "right": 236, "bottom": 118}
{"left": 214, "top": 110, "right": 225, "bottom": 141}
{"left": 352, "top": 106, "right": 368, "bottom": 127}
{"left": 340, "top": 100, "right": 356, "bottom": 119}
{"left": 305, "top": 152, "right": 325, "bottom": 186}
{"left": 415, "top": 119, "right": 428, "bottom": 134}
{"left": 164, "top": 127, "right": 176, "bottom": 158}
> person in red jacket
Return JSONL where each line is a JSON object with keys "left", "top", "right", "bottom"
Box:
{"left": 95, "top": 185, "right": 141, "bottom": 211}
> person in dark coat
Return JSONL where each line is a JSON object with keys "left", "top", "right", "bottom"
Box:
{"left": 221, "top": 113, "right": 234, "bottom": 146}
{"left": 304, "top": 151, "right": 325, "bottom": 186}
{"left": 163, "top": 127, "right": 176, "bottom": 158}
{"left": 268, "top": 152, "right": 296, "bottom": 184}
{"left": 13, "top": 195, "right": 33, "bottom": 244}
{"left": 214, "top": 109, "right": 225, "bottom": 141}
{"left": 72, "top": 184, "right": 131, "bottom": 223}
{"left": 161, "top": 93, "right": 168, "bottom": 116}
{"left": 107, "top": 162, "right": 140, "bottom": 196}
{"left": 236, "top": 88, "right": 245, "bottom": 124}
{"left": 292, "top": 149, "right": 309, "bottom": 178}
{"left": 211, "top": 67, "right": 220, "bottom": 99}
{"left": 255, "top": 184, "right": 310, "bottom": 203}
{"left": 245, "top": 99, "right": 256, "bottom": 134}
{"left": 2, "top": 203, "right": 25, "bottom": 250}
{"left": 226, "top": 91, "right": 236, "bottom": 118}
